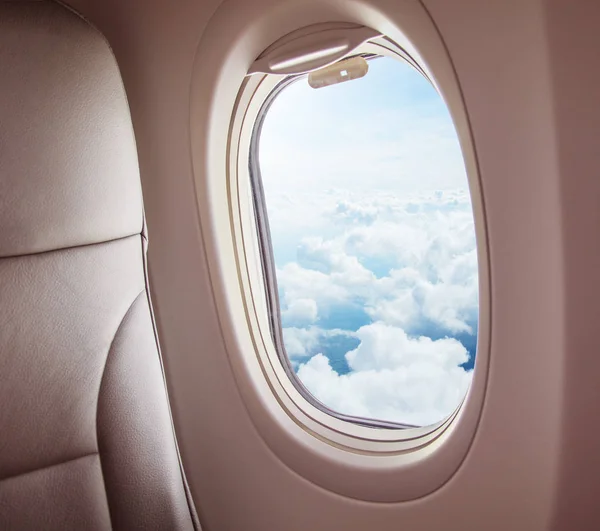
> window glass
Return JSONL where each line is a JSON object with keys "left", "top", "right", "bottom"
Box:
{"left": 256, "top": 56, "right": 477, "bottom": 427}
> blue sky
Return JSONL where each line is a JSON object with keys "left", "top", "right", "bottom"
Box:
{"left": 258, "top": 56, "right": 478, "bottom": 426}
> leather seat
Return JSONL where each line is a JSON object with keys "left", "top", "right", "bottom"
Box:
{"left": 0, "top": 2, "right": 199, "bottom": 529}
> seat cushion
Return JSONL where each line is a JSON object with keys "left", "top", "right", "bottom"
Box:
{"left": 0, "top": 2, "right": 198, "bottom": 529}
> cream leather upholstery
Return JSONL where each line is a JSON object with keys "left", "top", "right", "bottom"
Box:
{"left": 0, "top": 2, "right": 198, "bottom": 529}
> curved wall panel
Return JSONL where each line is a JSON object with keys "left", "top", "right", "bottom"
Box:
{"left": 61, "top": 0, "right": 600, "bottom": 529}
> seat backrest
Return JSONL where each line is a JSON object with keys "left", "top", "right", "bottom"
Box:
{"left": 0, "top": 2, "right": 198, "bottom": 529}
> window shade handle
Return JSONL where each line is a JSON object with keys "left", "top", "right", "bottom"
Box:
{"left": 248, "top": 24, "right": 381, "bottom": 76}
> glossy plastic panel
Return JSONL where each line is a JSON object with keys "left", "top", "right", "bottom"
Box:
{"left": 249, "top": 24, "right": 380, "bottom": 74}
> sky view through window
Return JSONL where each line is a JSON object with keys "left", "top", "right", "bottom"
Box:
{"left": 258, "top": 56, "right": 478, "bottom": 426}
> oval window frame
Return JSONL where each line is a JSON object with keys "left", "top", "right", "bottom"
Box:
{"left": 234, "top": 36, "right": 486, "bottom": 448}
{"left": 190, "top": 0, "right": 490, "bottom": 502}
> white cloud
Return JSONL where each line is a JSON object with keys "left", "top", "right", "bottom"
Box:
{"left": 282, "top": 327, "right": 321, "bottom": 358}
{"left": 277, "top": 262, "right": 350, "bottom": 307}
{"left": 271, "top": 190, "right": 478, "bottom": 426}
{"left": 270, "top": 190, "right": 478, "bottom": 426}
{"left": 281, "top": 298, "right": 318, "bottom": 326}
{"left": 276, "top": 190, "right": 478, "bottom": 336}
{"left": 282, "top": 326, "right": 355, "bottom": 359}
{"left": 370, "top": 252, "right": 478, "bottom": 335}
{"left": 294, "top": 322, "right": 471, "bottom": 425}
{"left": 346, "top": 322, "right": 469, "bottom": 371}
{"left": 297, "top": 328, "right": 472, "bottom": 426}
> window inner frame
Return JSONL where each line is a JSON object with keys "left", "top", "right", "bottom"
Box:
{"left": 227, "top": 34, "right": 489, "bottom": 452}
{"left": 247, "top": 39, "right": 476, "bottom": 432}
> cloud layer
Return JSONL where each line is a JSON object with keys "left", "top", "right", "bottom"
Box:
{"left": 258, "top": 57, "right": 478, "bottom": 426}
{"left": 275, "top": 190, "right": 478, "bottom": 425}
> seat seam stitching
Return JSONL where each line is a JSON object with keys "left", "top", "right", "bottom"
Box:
{"left": 95, "top": 288, "right": 145, "bottom": 530}
{"left": 0, "top": 451, "right": 99, "bottom": 483}
{"left": 0, "top": 232, "right": 141, "bottom": 261}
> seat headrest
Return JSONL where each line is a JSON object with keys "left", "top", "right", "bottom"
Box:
{"left": 0, "top": 1, "right": 143, "bottom": 257}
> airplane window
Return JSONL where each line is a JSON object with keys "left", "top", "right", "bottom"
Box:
{"left": 252, "top": 55, "right": 478, "bottom": 427}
